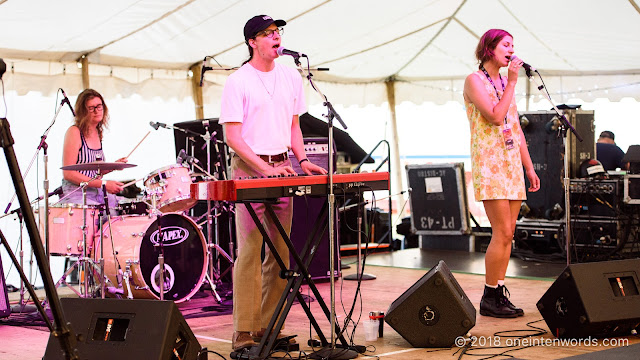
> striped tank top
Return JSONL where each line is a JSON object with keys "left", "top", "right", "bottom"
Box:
{"left": 77, "top": 131, "right": 104, "bottom": 178}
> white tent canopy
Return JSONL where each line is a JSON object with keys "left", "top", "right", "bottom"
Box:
{"left": 2, "top": 0, "right": 640, "bottom": 105}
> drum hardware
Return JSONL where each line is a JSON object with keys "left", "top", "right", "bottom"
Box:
{"left": 57, "top": 161, "right": 137, "bottom": 298}
{"left": 153, "top": 120, "right": 234, "bottom": 302}
{"left": 45, "top": 177, "right": 100, "bottom": 297}
{"left": 96, "top": 213, "right": 207, "bottom": 302}
{"left": 144, "top": 164, "right": 197, "bottom": 213}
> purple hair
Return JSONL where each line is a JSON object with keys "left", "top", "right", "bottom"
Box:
{"left": 475, "top": 29, "right": 513, "bottom": 69}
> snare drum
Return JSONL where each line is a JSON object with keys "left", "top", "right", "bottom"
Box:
{"left": 144, "top": 164, "right": 197, "bottom": 213}
{"left": 36, "top": 204, "right": 97, "bottom": 256}
{"left": 96, "top": 213, "right": 206, "bottom": 303}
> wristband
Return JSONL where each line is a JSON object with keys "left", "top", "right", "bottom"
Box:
{"left": 299, "top": 158, "right": 309, "bottom": 165}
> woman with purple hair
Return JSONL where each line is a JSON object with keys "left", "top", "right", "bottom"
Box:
{"left": 463, "top": 29, "right": 540, "bottom": 318}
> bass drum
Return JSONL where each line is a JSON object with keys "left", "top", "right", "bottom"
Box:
{"left": 97, "top": 213, "right": 206, "bottom": 303}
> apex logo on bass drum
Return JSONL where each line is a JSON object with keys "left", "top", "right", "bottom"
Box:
{"left": 150, "top": 226, "right": 189, "bottom": 246}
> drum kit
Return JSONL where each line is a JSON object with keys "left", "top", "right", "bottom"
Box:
{"left": 37, "top": 159, "right": 229, "bottom": 304}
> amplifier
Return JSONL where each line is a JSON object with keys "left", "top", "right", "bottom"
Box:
{"left": 571, "top": 217, "right": 619, "bottom": 249}
{"left": 569, "top": 179, "right": 620, "bottom": 217}
{"left": 514, "top": 219, "right": 563, "bottom": 253}
{"left": 288, "top": 137, "right": 336, "bottom": 175}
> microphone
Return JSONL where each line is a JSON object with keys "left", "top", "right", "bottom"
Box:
{"left": 199, "top": 57, "right": 213, "bottom": 87}
{"left": 277, "top": 47, "right": 306, "bottom": 59}
{"left": 60, "top": 88, "right": 76, "bottom": 117}
{"left": 150, "top": 121, "right": 166, "bottom": 130}
{"left": 49, "top": 186, "right": 63, "bottom": 197}
{"left": 507, "top": 56, "right": 535, "bottom": 77}
{"left": 176, "top": 149, "right": 187, "bottom": 164}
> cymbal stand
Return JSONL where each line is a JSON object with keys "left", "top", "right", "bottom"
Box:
{"left": 343, "top": 193, "right": 376, "bottom": 281}
{"left": 53, "top": 180, "right": 109, "bottom": 298}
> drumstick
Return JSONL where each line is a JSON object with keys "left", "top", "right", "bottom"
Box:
{"left": 122, "top": 178, "right": 144, "bottom": 188}
{"left": 124, "top": 131, "right": 151, "bottom": 160}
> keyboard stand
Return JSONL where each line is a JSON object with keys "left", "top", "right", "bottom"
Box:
{"left": 235, "top": 198, "right": 352, "bottom": 360}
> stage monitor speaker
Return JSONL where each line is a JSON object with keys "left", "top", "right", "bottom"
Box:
{"left": 537, "top": 259, "right": 640, "bottom": 339}
{"left": 44, "top": 298, "right": 202, "bottom": 360}
{"left": 0, "top": 254, "right": 10, "bottom": 318}
{"left": 385, "top": 260, "right": 476, "bottom": 347}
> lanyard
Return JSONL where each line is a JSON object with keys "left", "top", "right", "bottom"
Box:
{"left": 480, "top": 66, "right": 508, "bottom": 125}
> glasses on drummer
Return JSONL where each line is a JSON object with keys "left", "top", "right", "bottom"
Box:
{"left": 87, "top": 104, "right": 104, "bottom": 112}
{"left": 256, "top": 27, "right": 284, "bottom": 38}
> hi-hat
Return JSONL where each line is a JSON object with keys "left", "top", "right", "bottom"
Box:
{"left": 61, "top": 161, "right": 137, "bottom": 172}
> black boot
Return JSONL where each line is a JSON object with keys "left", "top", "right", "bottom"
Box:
{"left": 497, "top": 285, "right": 524, "bottom": 316}
{"left": 480, "top": 285, "right": 519, "bottom": 318}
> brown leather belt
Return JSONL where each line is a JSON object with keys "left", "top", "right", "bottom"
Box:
{"left": 258, "top": 152, "right": 288, "bottom": 164}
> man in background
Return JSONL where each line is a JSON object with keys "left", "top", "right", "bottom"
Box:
{"left": 596, "top": 130, "right": 625, "bottom": 171}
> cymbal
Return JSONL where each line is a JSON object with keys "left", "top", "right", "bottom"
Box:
{"left": 61, "top": 161, "right": 137, "bottom": 171}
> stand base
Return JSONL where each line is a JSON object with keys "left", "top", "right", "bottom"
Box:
{"left": 11, "top": 303, "right": 39, "bottom": 314}
{"left": 309, "top": 347, "right": 359, "bottom": 360}
{"left": 343, "top": 273, "right": 376, "bottom": 281}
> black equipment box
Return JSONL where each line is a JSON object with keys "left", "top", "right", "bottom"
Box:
{"left": 624, "top": 174, "right": 640, "bottom": 205}
{"left": 514, "top": 219, "right": 564, "bottom": 253}
{"left": 571, "top": 217, "right": 619, "bottom": 250}
{"left": 569, "top": 178, "right": 620, "bottom": 217}
{"left": 406, "top": 163, "right": 470, "bottom": 235}
{"left": 519, "top": 110, "right": 595, "bottom": 219}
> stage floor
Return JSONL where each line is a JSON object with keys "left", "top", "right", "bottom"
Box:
{"left": 2, "top": 248, "right": 638, "bottom": 360}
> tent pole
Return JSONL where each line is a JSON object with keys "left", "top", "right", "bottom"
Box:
{"left": 81, "top": 56, "right": 89, "bottom": 90}
{"left": 190, "top": 63, "right": 204, "bottom": 119}
{"left": 385, "top": 78, "right": 401, "bottom": 242}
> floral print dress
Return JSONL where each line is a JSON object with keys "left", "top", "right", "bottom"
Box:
{"left": 465, "top": 71, "right": 526, "bottom": 201}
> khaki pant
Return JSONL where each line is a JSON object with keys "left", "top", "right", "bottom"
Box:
{"left": 231, "top": 156, "right": 293, "bottom": 331}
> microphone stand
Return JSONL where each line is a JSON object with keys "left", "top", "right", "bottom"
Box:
{"left": 525, "top": 70, "right": 582, "bottom": 265}
{"left": 4, "top": 98, "right": 66, "bottom": 258}
{"left": 296, "top": 58, "right": 358, "bottom": 360}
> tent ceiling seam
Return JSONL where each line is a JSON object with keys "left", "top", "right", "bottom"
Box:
{"left": 393, "top": 0, "right": 468, "bottom": 76}
{"left": 212, "top": 0, "right": 333, "bottom": 59}
{"left": 314, "top": 18, "right": 448, "bottom": 67}
{"left": 453, "top": 16, "right": 479, "bottom": 39}
{"left": 497, "top": 0, "right": 577, "bottom": 70}
{"left": 86, "top": 0, "right": 199, "bottom": 57}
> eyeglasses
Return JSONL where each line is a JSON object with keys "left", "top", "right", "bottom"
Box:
{"left": 255, "top": 27, "right": 284, "bottom": 38}
{"left": 87, "top": 104, "right": 104, "bottom": 112}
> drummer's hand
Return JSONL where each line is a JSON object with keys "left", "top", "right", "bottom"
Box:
{"left": 105, "top": 180, "right": 124, "bottom": 194}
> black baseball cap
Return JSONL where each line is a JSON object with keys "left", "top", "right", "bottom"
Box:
{"left": 244, "top": 15, "right": 286, "bottom": 42}
{"left": 599, "top": 131, "right": 615, "bottom": 140}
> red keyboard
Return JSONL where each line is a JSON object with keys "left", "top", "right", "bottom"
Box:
{"left": 191, "top": 172, "right": 390, "bottom": 201}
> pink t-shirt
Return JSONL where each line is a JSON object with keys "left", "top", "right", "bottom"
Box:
{"left": 219, "top": 62, "right": 306, "bottom": 155}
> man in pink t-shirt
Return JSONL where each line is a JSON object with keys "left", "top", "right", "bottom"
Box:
{"left": 219, "top": 14, "right": 327, "bottom": 352}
